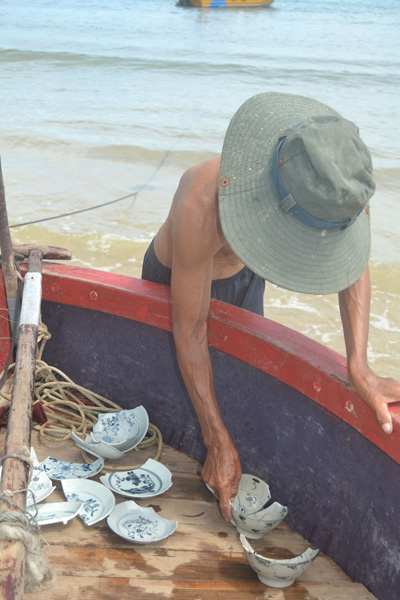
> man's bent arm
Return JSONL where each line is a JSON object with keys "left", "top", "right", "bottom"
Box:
{"left": 168, "top": 162, "right": 242, "bottom": 520}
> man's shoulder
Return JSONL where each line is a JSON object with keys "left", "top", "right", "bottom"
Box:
{"left": 183, "top": 156, "right": 220, "bottom": 186}
{"left": 180, "top": 157, "right": 220, "bottom": 206}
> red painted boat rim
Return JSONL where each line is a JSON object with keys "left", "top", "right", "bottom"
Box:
{"left": 7, "top": 261, "right": 400, "bottom": 466}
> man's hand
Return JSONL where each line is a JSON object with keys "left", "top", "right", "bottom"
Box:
{"left": 201, "top": 438, "right": 242, "bottom": 521}
{"left": 349, "top": 365, "right": 400, "bottom": 434}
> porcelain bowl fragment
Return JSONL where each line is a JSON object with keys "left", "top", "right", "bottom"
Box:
{"left": 230, "top": 474, "right": 272, "bottom": 515}
{"left": 71, "top": 431, "right": 125, "bottom": 460}
{"left": 240, "top": 534, "right": 320, "bottom": 588}
{"left": 107, "top": 500, "right": 177, "bottom": 543}
{"left": 62, "top": 478, "right": 116, "bottom": 526}
{"left": 100, "top": 458, "right": 172, "bottom": 498}
{"left": 91, "top": 405, "right": 149, "bottom": 452}
{"left": 229, "top": 473, "right": 287, "bottom": 538}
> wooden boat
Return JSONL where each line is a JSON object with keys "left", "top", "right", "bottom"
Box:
{"left": 1, "top": 260, "right": 399, "bottom": 599}
{"left": 176, "top": 0, "right": 275, "bottom": 8}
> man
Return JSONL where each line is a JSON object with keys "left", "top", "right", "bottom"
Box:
{"left": 142, "top": 92, "right": 400, "bottom": 521}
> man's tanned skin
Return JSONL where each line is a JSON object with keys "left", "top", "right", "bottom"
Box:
{"left": 152, "top": 156, "right": 400, "bottom": 521}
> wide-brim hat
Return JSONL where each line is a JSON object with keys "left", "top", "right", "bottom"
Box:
{"left": 218, "top": 92, "right": 375, "bottom": 295}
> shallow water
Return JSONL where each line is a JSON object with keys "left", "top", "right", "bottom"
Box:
{"left": 0, "top": 0, "right": 399, "bottom": 377}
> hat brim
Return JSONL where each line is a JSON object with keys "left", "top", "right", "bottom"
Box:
{"left": 219, "top": 92, "right": 371, "bottom": 295}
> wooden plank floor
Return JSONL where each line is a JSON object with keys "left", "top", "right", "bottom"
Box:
{"left": 1, "top": 429, "right": 376, "bottom": 600}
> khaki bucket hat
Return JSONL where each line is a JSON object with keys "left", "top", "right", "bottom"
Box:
{"left": 218, "top": 92, "right": 375, "bottom": 294}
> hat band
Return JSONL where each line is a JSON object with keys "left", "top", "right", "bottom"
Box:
{"left": 273, "top": 137, "right": 355, "bottom": 231}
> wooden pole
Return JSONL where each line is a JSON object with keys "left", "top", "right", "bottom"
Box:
{"left": 0, "top": 158, "right": 18, "bottom": 304}
{"left": 0, "top": 248, "right": 43, "bottom": 599}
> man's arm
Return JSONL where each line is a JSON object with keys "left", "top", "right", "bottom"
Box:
{"left": 339, "top": 265, "right": 400, "bottom": 433}
{"left": 169, "top": 163, "right": 241, "bottom": 520}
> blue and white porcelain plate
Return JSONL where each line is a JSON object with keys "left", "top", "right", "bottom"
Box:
{"left": 62, "top": 478, "right": 116, "bottom": 526}
{"left": 100, "top": 458, "right": 172, "bottom": 498}
{"left": 39, "top": 456, "right": 104, "bottom": 480}
{"left": 26, "top": 501, "right": 84, "bottom": 526}
{"left": 107, "top": 500, "right": 177, "bottom": 544}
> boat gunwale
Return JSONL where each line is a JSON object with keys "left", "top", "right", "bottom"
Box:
{"left": 9, "top": 260, "right": 398, "bottom": 466}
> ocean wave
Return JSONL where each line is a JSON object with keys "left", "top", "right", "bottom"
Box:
{"left": 0, "top": 130, "right": 215, "bottom": 165}
{"left": 1, "top": 47, "right": 398, "bottom": 85}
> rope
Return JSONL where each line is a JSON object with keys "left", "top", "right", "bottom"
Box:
{"left": 0, "top": 467, "right": 55, "bottom": 592}
{"left": 8, "top": 114, "right": 210, "bottom": 230}
{"left": 0, "top": 510, "right": 55, "bottom": 592}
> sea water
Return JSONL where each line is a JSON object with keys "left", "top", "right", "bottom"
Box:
{"left": 0, "top": 0, "right": 399, "bottom": 376}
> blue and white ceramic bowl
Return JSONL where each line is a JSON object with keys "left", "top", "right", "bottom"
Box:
{"left": 231, "top": 501, "right": 288, "bottom": 539}
{"left": 107, "top": 500, "right": 177, "bottom": 544}
{"left": 240, "top": 535, "right": 320, "bottom": 588}
{"left": 91, "top": 405, "right": 149, "bottom": 453}
{"left": 229, "top": 473, "right": 288, "bottom": 538}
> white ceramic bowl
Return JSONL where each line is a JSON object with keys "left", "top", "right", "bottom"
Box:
{"left": 240, "top": 534, "right": 320, "bottom": 588}
{"left": 107, "top": 500, "right": 177, "bottom": 543}
{"left": 230, "top": 473, "right": 287, "bottom": 538}
{"left": 100, "top": 458, "right": 172, "bottom": 498}
{"left": 62, "top": 478, "right": 116, "bottom": 526}
{"left": 91, "top": 405, "right": 149, "bottom": 452}
{"left": 231, "top": 501, "right": 288, "bottom": 539}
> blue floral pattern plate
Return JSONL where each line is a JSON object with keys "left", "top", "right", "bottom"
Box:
{"left": 39, "top": 456, "right": 104, "bottom": 480}
{"left": 99, "top": 458, "right": 172, "bottom": 498}
{"left": 26, "top": 501, "right": 84, "bottom": 526}
{"left": 107, "top": 500, "right": 177, "bottom": 544}
{"left": 61, "top": 479, "right": 116, "bottom": 526}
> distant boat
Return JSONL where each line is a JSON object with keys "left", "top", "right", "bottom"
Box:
{"left": 177, "top": 0, "right": 275, "bottom": 7}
